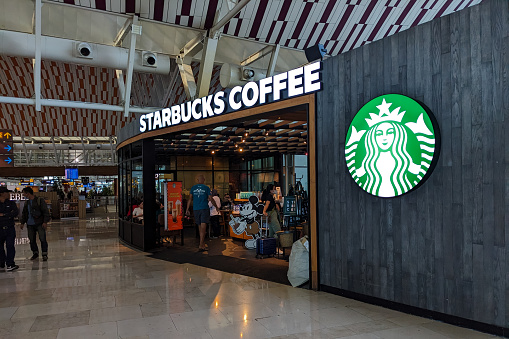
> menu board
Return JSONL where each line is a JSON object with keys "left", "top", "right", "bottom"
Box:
{"left": 164, "top": 181, "right": 183, "bottom": 231}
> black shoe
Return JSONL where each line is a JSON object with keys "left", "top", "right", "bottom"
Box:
{"left": 6, "top": 265, "right": 19, "bottom": 272}
{"left": 30, "top": 254, "right": 39, "bottom": 260}
{"left": 42, "top": 255, "right": 48, "bottom": 261}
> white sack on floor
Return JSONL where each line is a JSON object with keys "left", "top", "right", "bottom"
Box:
{"left": 287, "top": 236, "right": 309, "bottom": 287}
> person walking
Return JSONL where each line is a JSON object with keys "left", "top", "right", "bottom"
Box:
{"left": 186, "top": 175, "right": 217, "bottom": 252}
{"left": 262, "top": 184, "right": 282, "bottom": 238}
{"left": 208, "top": 189, "right": 222, "bottom": 238}
{"left": 0, "top": 187, "right": 19, "bottom": 271}
{"left": 20, "top": 187, "right": 51, "bottom": 261}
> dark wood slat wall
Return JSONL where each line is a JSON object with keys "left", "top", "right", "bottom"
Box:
{"left": 316, "top": 0, "right": 509, "bottom": 328}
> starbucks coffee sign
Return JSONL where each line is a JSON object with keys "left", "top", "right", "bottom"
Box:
{"left": 139, "top": 62, "right": 322, "bottom": 133}
{"left": 345, "top": 94, "right": 440, "bottom": 198}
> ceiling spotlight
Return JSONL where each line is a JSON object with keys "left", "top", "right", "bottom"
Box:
{"left": 244, "top": 132, "right": 248, "bottom": 136}
{"left": 242, "top": 139, "right": 245, "bottom": 142}
{"left": 211, "top": 150, "right": 215, "bottom": 154}
{"left": 266, "top": 132, "right": 269, "bottom": 136}
{"left": 235, "top": 144, "right": 238, "bottom": 148}
{"left": 239, "top": 148, "right": 243, "bottom": 152}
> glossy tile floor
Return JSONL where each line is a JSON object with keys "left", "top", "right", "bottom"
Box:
{"left": 0, "top": 217, "right": 500, "bottom": 339}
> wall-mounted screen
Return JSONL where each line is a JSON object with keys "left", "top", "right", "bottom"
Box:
{"left": 65, "top": 168, "right": 78, "bottom": 180}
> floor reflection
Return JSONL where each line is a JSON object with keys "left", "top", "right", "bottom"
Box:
{"left": 0, "top": 217, "right": 497, "bottom": 339}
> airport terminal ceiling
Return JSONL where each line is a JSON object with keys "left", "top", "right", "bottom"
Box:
{"left": 0, "top": 0, "right": 481, "bottom": 141}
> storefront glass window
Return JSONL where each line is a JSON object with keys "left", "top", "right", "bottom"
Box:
{"left": 294, "top": 155, "right": 308, "bottom": 192}
{"left": 132, "top": 158, "right": 143, "bottom": 201}
{"left": 156, "top": 156, "right": 176, "bottom": 170}
{"left": 123, "top": 145, "right": 131, "bottom": 160}
{"left": 213, "top": 157, "right": 229, "bottom": 170}
{"left": 131, "top": 142, "right": 142, "bottom": 158}
{"left": 251, "top": 159, "right": 262, "bottom": 170}
{"left": 252, "top": 172, "right": 274, "bottom": 191}
{"left": 119, "top": 163, "right": 125, "bottom": 218}
{"left": 214, "top": 171, "right": 229, "bottom": 197}
{"left": 126, "top": 160, "right": 132, "bottom": 216}
{"left": 263, "top": 157, "right": 274, "bottom": 169}
{"left": 133, "top": 158, "right": 143, "bottom": 171}
{"left": 177, "top": 156, "right": 212, "bottom": 170}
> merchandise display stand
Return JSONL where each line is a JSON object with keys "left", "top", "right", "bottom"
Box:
{"left": 60, "top": 199, "right": 79, "bottom": 220}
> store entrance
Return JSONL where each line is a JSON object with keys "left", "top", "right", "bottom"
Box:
{"left": 149, "top": 106, "right": 311, "bottom": 286}
{"left": 118, "top": 94, "right": 318, "bottom": 288}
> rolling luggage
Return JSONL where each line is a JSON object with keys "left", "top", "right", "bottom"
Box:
{"left": 256, "top": 215, "right": 276, "bottom": 258}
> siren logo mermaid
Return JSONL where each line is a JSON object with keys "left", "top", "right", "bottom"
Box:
{"left": 345, "top": 95, "right": 439, "bottom": 198}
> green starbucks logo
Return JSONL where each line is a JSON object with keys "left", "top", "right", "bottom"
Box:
{"left": 345, "top": 94, "right": 440, "bottom": 198}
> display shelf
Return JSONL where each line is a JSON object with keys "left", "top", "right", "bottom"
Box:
{"left": 60, "top": 200, "right": 79, "bottom": 220}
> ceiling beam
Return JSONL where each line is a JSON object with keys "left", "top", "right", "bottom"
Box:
{"left": 34, "top": 0, "right": 42, "bottom": 112}
{"left": 209, "top": 0, "right": 252, "bottom": 38}
{"left": 197, "top": 36, "right": 218, "bottom": 98}
{"left": 123, "top": 15, "right": 141, "bottom": 117}
{"left": 115, "top": 70, "right": 126, "bottom": 104}
{"left": 240, "top": 45, "right": 273, "bottom": 67}
{"left": 179, "top": 34, "right": 204, "bottom": 60}
{"left": 114, "top": 17, "right": 133, "bottom": 46}
{"left": 176, "top": 56, "right": 197, "bottom": 100}
{"left": 266, "top": 44, "right": 280, "bottom": 77}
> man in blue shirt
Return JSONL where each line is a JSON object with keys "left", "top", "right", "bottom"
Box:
{"left": 186, "top": 175, "right": 217, "bottom": 252}
{"left": 0, "top": 187, "right": 19, "bottom": 271}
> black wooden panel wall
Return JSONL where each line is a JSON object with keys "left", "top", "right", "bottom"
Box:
{"left": 317, "top": 0, "right": 509, "bottom": 328}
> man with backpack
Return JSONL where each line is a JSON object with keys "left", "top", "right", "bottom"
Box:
{"left": 20, "top": 187, "right": 50, "bottom": 261}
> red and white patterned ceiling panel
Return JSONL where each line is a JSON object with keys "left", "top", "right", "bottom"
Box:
{"left": 0, "top": 56, "right": 174, "bottom": 137}
{"left": 49, "top": 0, "right": 482, "bottom": 56}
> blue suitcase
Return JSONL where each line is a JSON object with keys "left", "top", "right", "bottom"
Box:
{"left": 256, "top": 216, "right": 276, "bottom": 258}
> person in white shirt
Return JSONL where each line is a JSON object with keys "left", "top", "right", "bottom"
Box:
{"left": 132, "top": 201, "right": 144, "bottom": 222}
{"left": 208, "top": 190, "right": 221, "bottom": 238}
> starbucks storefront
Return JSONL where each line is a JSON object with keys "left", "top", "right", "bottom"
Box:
{"left": 117, "top": 0, "right": 508, "bottom": 334}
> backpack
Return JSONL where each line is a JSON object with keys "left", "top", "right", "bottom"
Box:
{"left": 28, "top": 196, "right": 49, "bottom": 223}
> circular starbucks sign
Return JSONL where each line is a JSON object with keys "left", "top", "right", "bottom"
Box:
{"left": 345, "top": 94, "right": 440, "bottom": 198}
